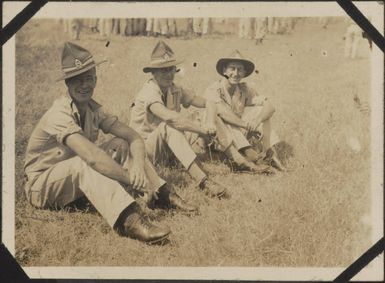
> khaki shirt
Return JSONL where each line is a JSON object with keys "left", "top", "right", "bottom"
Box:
{"left": 129, "top": 79, "right": 195, "bottom": 140}
{"left": 204, "top": 78, "right": 266, "bottom": 117}
{"left": 24, "top": 95, "right": 118, "bottom": 183}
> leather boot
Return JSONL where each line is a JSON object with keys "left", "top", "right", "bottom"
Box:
{"left": 265, "top": 147, "right": 289, "bottom": 172}
{"left": 234, "top": 159, "right": 272, "bottom": 174}
{"left": 198, "top": 177, "right": 228, "bottom": 198}
{"left": 115, "top": 202, "right": 171, "bottom": 244}
{"left": 152, "top": 185, "right": 198, "bottom": 213}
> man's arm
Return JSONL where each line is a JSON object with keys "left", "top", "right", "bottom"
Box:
{"left": 216, "top": 100, "right": 275, "bottom": 131}
{"left": 108, "top": 121, "right": 145, "bottom": 169}
{"left": 149, "top": 103, "right": 208, "bottom": 135}
{"left": 189, "top": 95, "right": 206, "bottom": 108}
{"left": 65, "top": 133, "right": 133, "bottom": 185}
{"left": 189, "top": 95, "right": 216, "bottom": 135}
{"left": 107, "top": 121, "right": 148, "bottom": 190}
{"left": 216, "top": 102, "right": 248, "bottom": 129}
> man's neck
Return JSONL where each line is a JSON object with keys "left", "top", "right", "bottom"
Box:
{"left": 159, "top": 86, "right": 169, "bottom": 95}
{"left": 223, "top": 79, "right": 238, "bottom": 96}
{"left": 74, "top": 101, "right": 88, "bottom": 116}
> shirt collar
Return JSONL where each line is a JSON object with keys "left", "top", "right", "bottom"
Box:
{"left": 64, "top": 92, "right": 102, "bottom": 115}
{"left": 222, "top": 78, "right": 249, "bottom": 96}
{"left": 221, "top": 78, "right": 244, "bottom": 96}
{"left": 148, "top": 78, "right": 176, "bottom": 97}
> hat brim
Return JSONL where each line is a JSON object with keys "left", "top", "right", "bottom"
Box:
{"left": 143, "top": 58, "right": 184, "bottom": 73}
{"left": 56, "top": 60, "right": 108, "bottom": 81}
{"left": 216, "top": 58, "right": 255, "bottom": 78}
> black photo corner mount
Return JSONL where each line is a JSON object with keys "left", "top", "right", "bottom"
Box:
{"left": 0, "top": 0, "right": 384, "bottom": 282}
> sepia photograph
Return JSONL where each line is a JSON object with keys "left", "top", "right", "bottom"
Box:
{"left": 2, "top": 1, "right": 384, "bottom": 281}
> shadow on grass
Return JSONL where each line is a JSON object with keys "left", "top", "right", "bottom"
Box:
{"left": 274, "top": 141, "right": 295, "bottom": 163}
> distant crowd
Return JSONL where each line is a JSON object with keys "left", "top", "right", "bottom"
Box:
{"left": 61, "top": 17, "right": 307, "bottom": 44}
{"left": 61, "top": 17, "right": 371, "bottom": 59}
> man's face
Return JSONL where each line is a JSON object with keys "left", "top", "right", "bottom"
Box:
{"left": 223, "top": 62, "right": 246, "bottom": 85}
{"left": 152, "top": 66, "right": 176, "bottom": 90}
{"left": 66, "top": 68, "right": 97, "bottom": 104}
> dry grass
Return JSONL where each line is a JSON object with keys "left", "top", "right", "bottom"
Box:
{"left": 14, "top": 18, "right": 372, "bottom": 267}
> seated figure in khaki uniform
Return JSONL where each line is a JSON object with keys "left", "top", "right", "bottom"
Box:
{"left": 130, "top": 40, "right": 234, "bottom": 198}
{"left": 204, "top": 50, "right": 287, "bottom": 171}
{"left": 24, "top": 42, "right": 197, "bottom": 245}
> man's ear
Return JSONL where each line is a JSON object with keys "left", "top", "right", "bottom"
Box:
{"left": 222, "top": 67, "right": 229, "bottom": 79}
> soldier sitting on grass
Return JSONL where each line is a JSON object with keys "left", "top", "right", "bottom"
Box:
{"left": 203, "top": 50, "right": 287, "bottom": 171}
{"left": 130, "top": 40, "right": 260, "bottom": 199}
{"left": 24, "top": 42, "right": 197, "bottom": 245}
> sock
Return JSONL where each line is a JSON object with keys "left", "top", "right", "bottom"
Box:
{"left": 241, "top": 147, "right": 263, "bottom": 162}
{"left": 187, "top": 161, "right": 207, "bottom": 184}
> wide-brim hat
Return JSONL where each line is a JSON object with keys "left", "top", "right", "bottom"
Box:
{"left": 143, "top": 40, "right": 184, "bottom": 73}
{"left": 56, "top": 42, "right": 107, "bottom": 81}
{"left": 216, "top": 50, "right": 255, "bottom": 78}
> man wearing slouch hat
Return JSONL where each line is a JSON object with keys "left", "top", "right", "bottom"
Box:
{"left": 130, "top": 40, "right": 249, "bottom": 198}
{"left": 203, "top": 50, "right": 287, "bottom": 171}
{"left": 24, "top": 42, "right": 196, "bottom": 245}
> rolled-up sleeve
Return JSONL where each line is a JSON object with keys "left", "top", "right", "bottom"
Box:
{"left": 181, "top": 88, "right": 195, "bottom": 108}
{"left": 98, "top": 107, "right": 118, "bottom": 134}
{"left": 43, "top": 108, "right": 83, "bottom": 144}
{"left": 144, "top": 92, "right": 163, "bottom": 113}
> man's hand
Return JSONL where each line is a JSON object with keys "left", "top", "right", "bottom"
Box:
{"left": 246, "top": 117, "right": 262, "bottom": 133}
{"left": 128, "top": 163, "right": 148, "bottom": 191}
{"left": 103, "top": 137, "right": 129, "bottom": 165}
{"left": 204, "top": 122, "right": 217, "bottom": 136}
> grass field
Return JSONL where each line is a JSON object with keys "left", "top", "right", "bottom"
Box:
{"left": 14, "top": 18, "right": 372, "bottom": 267}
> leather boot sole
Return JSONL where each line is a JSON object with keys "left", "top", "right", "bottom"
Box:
{"left": 146, "top": 232, "right": 171, "bottom": 245}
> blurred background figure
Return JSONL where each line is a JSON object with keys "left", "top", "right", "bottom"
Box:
{"left": 186, "top": 18, "right": 194, "bottom": 36}
{"left": 99, "top": 19, "right": 113, "bottom": 38}
{"left": 126, "top": 19, "right": 134, "bottom": 36}
{"left": 132, "top": 19, "right": 146, "bottom": 36}
{"left": 319, "top": 17, "right": 330, "bottom": 29}
{"left": 193, "top": 18, "right": 203, "bottom": 36}
{"left": 343, "top": 21, "right": 364, "bottom": 59}
{"left": 112, "top": 19, "right": 120, "bottom": 35}
{"left": 89, "top": 19, "right": 99, "bottom": 33}
{"left": 167, "top": 18, "right": 177, "bottom": 37}
{"left": 202, "top": 18, "right": 211, "bottom": 35}
{"left": 254, "top": 17, "right": 267, "bottom": 44}
{"left": 153, "top": 18, "right": 169, "bottom": 37}
{"left": 146, "top": 18, "right": 154, "bottom": 36}
{"left": 63, "top": 19, "right": 82, "bottom": 40}
{"left": 281, "top": 17, "right": 295, "bottom": 34}
{"left": 238, "top": 18, "right": 252, "bottom": 39}
{"left": 62, "top": 18, "right": 70, "bottom": 33}
{"left": 192, "top": 18, "right": 210, "bottom": 37}
{"left": 267, "top": 17, "right": 278, "bottom": 34}
{"left": 119, "top": 19, "right": 128, "bottom": 36}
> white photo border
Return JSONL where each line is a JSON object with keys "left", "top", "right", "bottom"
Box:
{"left": 2, "top": 1, "right": 384, "bottom": 281}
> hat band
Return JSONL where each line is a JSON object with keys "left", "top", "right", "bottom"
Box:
{"left": 150, "top": 58, "right": 176, "bottom": 65}
{"left": 62, "top": 57, "right": 95, "bottom": 73}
